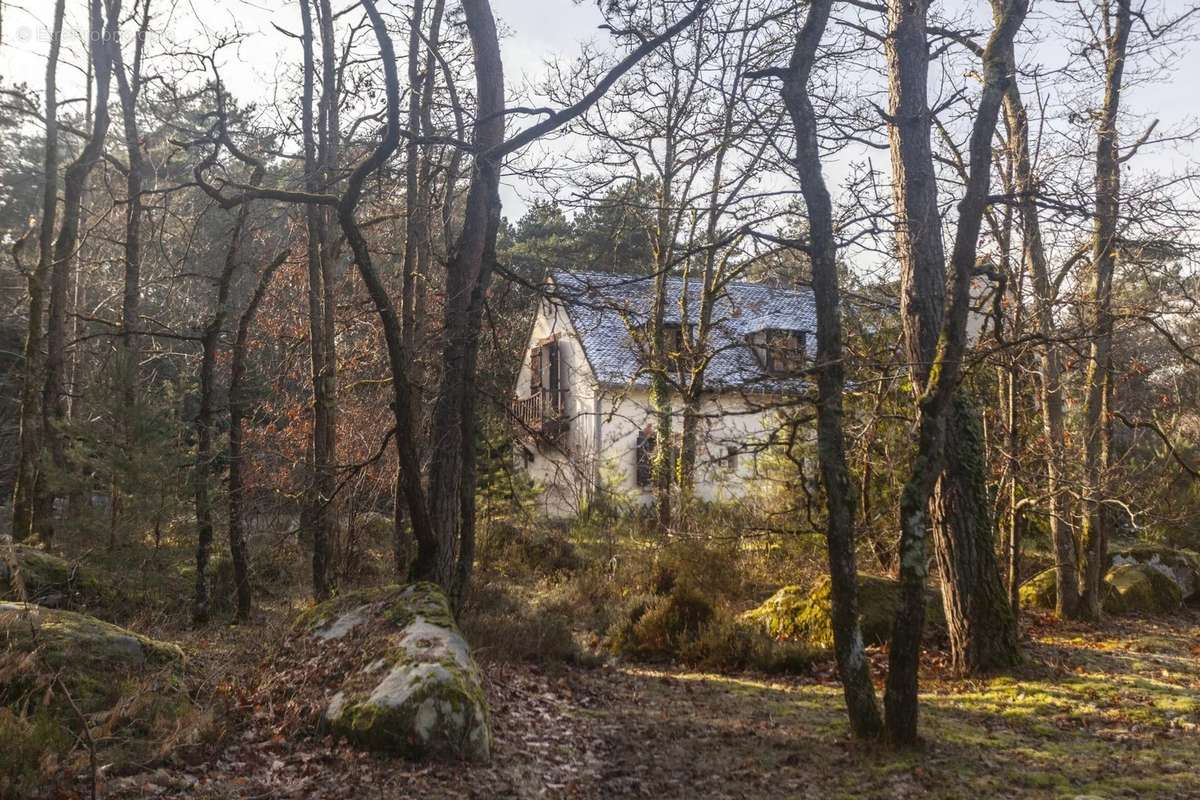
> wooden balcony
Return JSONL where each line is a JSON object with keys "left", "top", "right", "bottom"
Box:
{"left": 511, "top": 389, "right": 569, "bottom": 444}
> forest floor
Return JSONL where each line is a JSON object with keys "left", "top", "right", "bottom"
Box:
{"left": 97, "top": 606, "right": 1200, "bottom": 800}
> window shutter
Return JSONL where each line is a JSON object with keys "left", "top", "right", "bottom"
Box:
{"left": 547, "top": 341, "right": 560, "bottom": 392}
{"left": 546, "top": 340, "right": 562, "bottom": 412}
{"left": 529, "top": 347, "right": 542, "bottom": 393}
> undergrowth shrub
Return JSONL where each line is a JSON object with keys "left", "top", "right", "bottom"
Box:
{"left": 610, "top": 584, "right": 714, "bottom": 658}
{"left": 681, "top": 614, "right": 822, "bottom": 674}
{"left": 609, "top": 584, "right": 819, "bottom": 674}
{"left": 478, "top": 522, "right": 583, "bottom": 580}
{"left": 459, "top": 581, "right": 586, "bottom": 665}
{"left": 0, "top": 707, "right": 72, "bottom": 798}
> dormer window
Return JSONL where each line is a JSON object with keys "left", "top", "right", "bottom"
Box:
{"left": 748, "top": 328, "right": 807, "bottom": 376}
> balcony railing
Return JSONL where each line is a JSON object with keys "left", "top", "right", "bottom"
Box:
{"left": 511, "top": 389, "right": 569, "bottom": 442}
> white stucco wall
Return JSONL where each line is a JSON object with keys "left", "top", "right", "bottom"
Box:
{"left": 514, "top": 297, "right": 799, "bottom": 518}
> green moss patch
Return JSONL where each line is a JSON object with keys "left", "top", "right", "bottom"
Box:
{"left": 1018, "top": 567, "right": 1058, "bottom": 610}
{"left": 743, "top": 575, "right": 944, "bottom": 647}
{"left": 1109, "top": 545, "right": 1200, "bottom": 600}
{"left": 0, "top": 601, "right": 184, "bottom": 712}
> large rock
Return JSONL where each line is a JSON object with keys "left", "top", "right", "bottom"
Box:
{"left": 301, "top": 583, "right": 491, "bottom": 762}
{"left": 1108, "top": 545, "right": 1200, "bottom": 601}
{"left": 1103, "top": 563, "right": 1183, "bottom": 615}
{"left": 0, "top": 602, "right": 193, "bottom": 793}
{"left": 0, "top": 545, "right": 103, "bottom": 610}
{"left": 1019, "top": 568, "right": 1058, "bottom": 611}
{"left": 743, "top": 575, "right": 944, "bottom": 648}
{"left": 0, "top": 602, "right": 184, "bottom": 712}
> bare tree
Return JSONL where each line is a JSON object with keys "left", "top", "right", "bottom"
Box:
{"left": 40, "top": 0, "right": 118, "bottom": 535}
{"left": 1078, "top": 0, "right": 1133, "bottom": 620}
{"left": 111, "top": 0, "right": 152, "bottom": 398}
{"left": 228, "top": 251, "right": 289, "bottom": 622}
{"left": 10, "top": 0, "right": 65, "bottom": 542}
{"left": 756, "top": 0, "right": 884, "bottom": 739}
{"left": 298, "top": 0, "right": 339, "bottom": 601}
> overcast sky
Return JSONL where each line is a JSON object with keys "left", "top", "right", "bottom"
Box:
{"left": 2, "top": 0, "right": 1198, "bottom": 223}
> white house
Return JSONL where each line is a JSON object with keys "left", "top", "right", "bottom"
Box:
{"left": 511, "top": 270, "right": 817, "bottom": 517}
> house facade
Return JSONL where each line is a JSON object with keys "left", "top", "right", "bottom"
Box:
{"left": 512, "top": 270, "right": 817, "bottom": 517}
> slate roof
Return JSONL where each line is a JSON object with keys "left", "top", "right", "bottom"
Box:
{"left": 546, "top": 269, "right": 817, "bottom": 394}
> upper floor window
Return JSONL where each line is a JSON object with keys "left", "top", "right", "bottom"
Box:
{"left": 528, "top": 337, "right": 565, "bottom": 412}
{"left": 748, "top": 328, "right": 807, "bottom": 376}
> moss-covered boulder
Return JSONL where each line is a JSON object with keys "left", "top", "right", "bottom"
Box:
{"left": 1102, "top": 564, "right": 1183, "bottom": 615}
{"left": 743, "top": 575, "right": 944, "bottom": 648}
{"left": 0, "top": 545, "right": 103, "bottom": 610}
{"left": 1019, "top": 567, "right": 1059, "bottom": 611}
{"left": 0, "top": 603, "right": 193, "bottom": 794}
{"left": 301, "top": 583, "right": 491, "bottom": 763}
{"left": 0, "top": 601, "right": 184, "bottom": 712}
{"left": 1109, "top": 546, "right": 1200, "bottom": 601}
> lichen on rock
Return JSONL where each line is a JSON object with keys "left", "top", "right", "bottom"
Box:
{"left": 743, "top": 575, "right": 944, "bottom": 648}
{"left": 303, "top": 583, "right": 491, "bottom": 763}
{"left": 1108, "top": 546, "right": 1200, "bottom": 601}
{"left": 1102, "top": 563, "right": 1183, "bottom": 616}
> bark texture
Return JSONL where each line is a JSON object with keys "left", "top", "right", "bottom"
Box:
{"left": 931, "top": 395, "right": 1020, "bottom": 674}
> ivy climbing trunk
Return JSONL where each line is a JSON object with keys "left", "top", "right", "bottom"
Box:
{"left": 882, "top": 0, "right": 1028, "bottom": 744}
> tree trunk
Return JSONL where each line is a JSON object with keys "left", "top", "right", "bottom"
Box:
{"left": 193, "top": 138, "right": 265, "bottom": 626}
{"left": 299, "top": 0, "right": 337, "bottom": 601}
{"left": 336, "top": 0, "right": 439, "bottom": 587}
{"left": 931, "top": 394, "right": 1020, "bottom": 674}
{"left": 420, "top": 0, "right": 505, "bottom": 606}
{"left": 40, "top": 0, "right": 116, "bottom": 536}
{"left": 228, "top": 253, "right": 286, "bottom": 622}
{"left": 774, "top": 0, "right": 884, "bottom": 739}
{"left": 882, "top": 0, "right": 1027, "bottom": 744}
{"left": 112, "top": 0, "right": 151, "bottom": 400}
{"left": 998, "top": 66, "right": 1080, "bottom": 619}
{"left": 11, "top": 0, "right": 65, "bottom": 543}
{"left": 1080, "top": 0, "right": 1131, "bottom": 620}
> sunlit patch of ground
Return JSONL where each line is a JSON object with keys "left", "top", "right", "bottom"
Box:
{"left": 90, "top": 608, "right": 1200, "bottom": 800}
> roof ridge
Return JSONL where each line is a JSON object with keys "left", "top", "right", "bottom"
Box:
{"left": 548, "top": 268, "right": 813, "bottom": 298}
